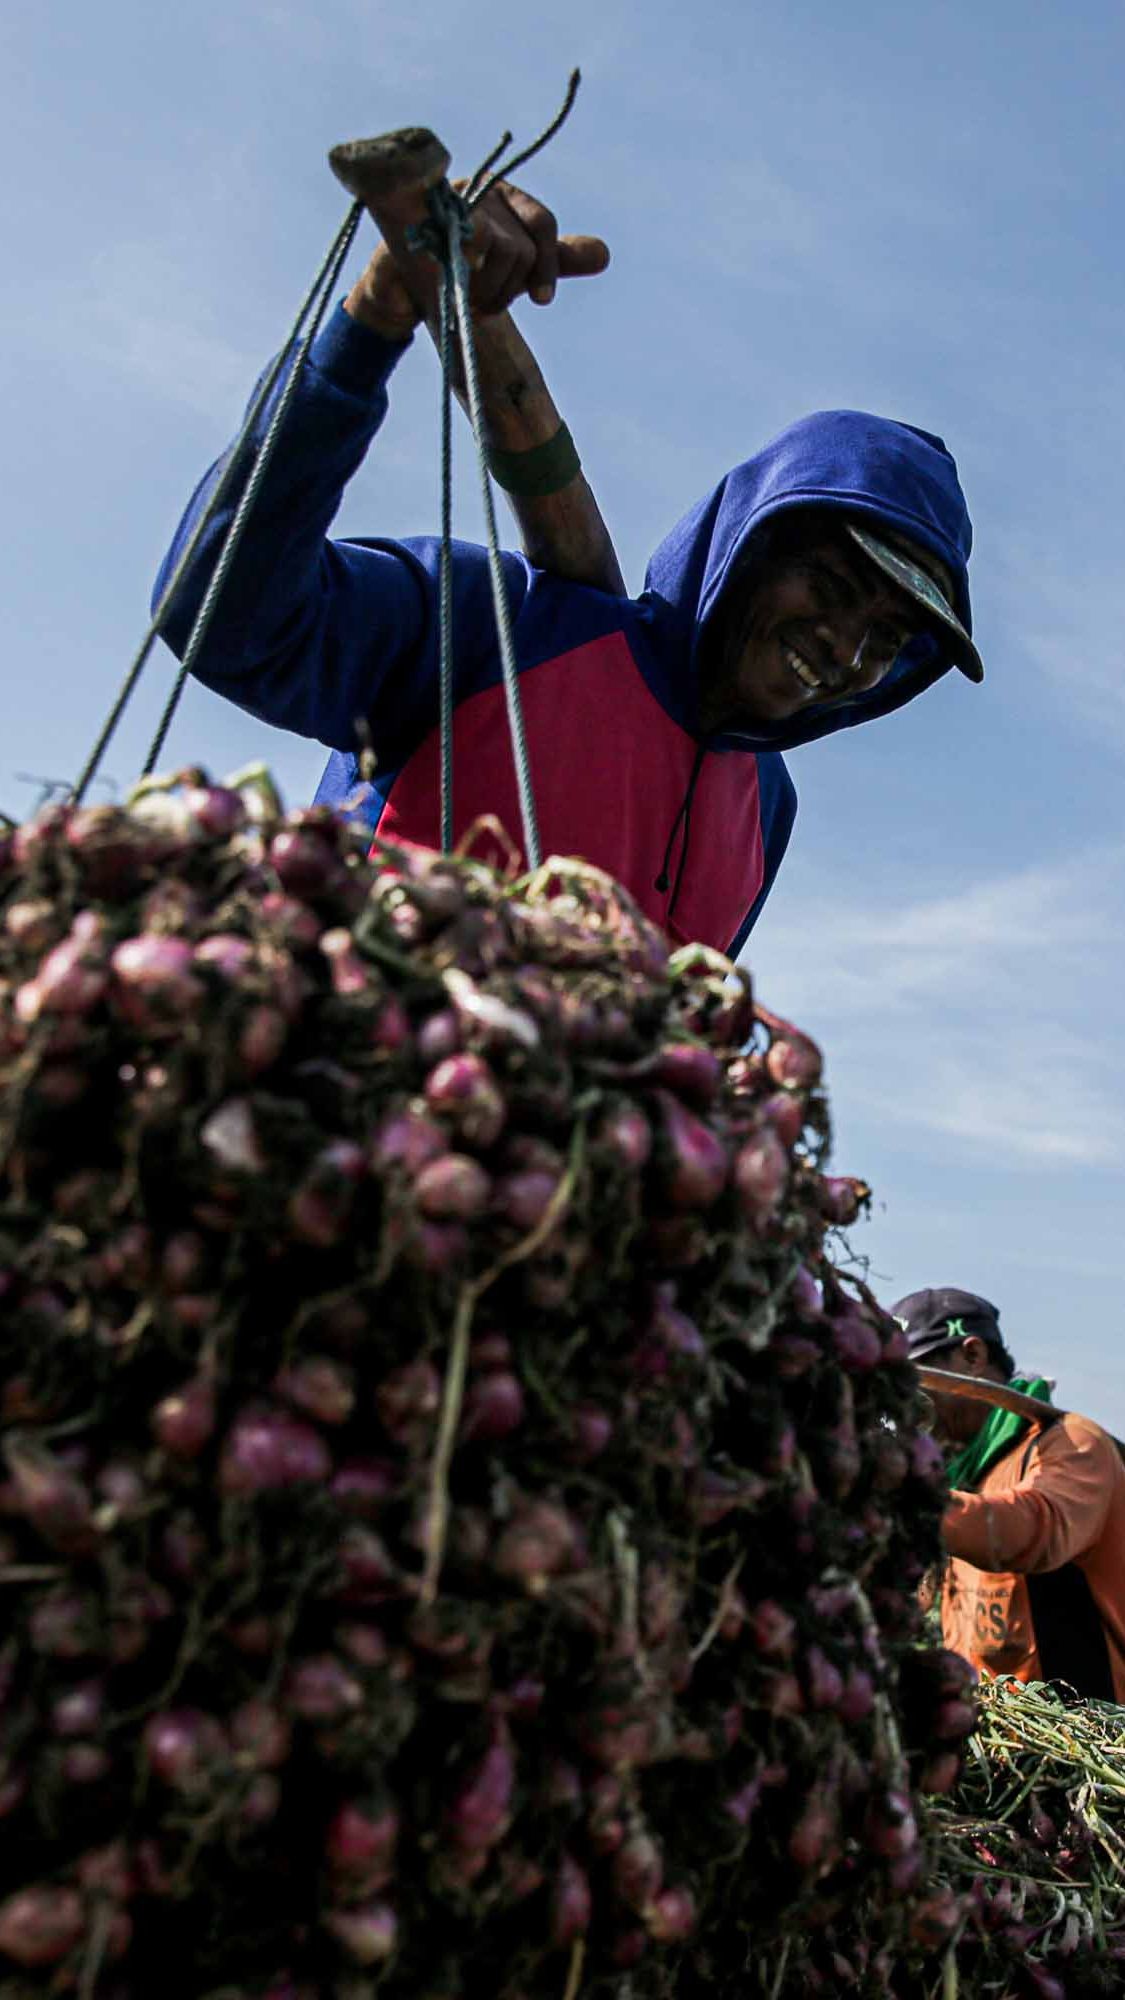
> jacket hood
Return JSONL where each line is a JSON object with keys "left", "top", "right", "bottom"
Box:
{"left": 642, "top": 409, "right": 978, "bottom": 750}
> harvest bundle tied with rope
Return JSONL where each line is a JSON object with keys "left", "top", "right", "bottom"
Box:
{"left": 0, "top": 74, "right": 1051, "bottom": 2000}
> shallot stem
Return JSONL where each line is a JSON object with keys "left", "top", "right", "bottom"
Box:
{"left": 690, "top": 1552, "right": 747, "bottom": 1665}
{"left": 561, "top": 1935, "right": 586, "bottom": 2000}
{"left": 835, "top": 1570, "right": 911, "bottom": 1792}
{"left": 767, "top": 1935, "right": 792, "bottom": 2000}
{"left": 608, "top": 1512, "right": 641, "bottom": 1666}
{"left": 419, "top": 1127, "right": 585, "bottom": 1606}
{"left": 419, "top": 1282, "right": 476, "bottom": 1609}
{"left": 78, "top": 1899, "right": 112, "bottom": 2000}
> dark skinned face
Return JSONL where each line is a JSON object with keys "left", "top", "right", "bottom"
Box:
{"left": 922, "top": 1338, "right": 1002, "bottom": 1448}
{"left": 699, "top": 518, "right": 927, "bottom": 733}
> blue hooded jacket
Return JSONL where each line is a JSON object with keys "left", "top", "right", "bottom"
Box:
{"left": 154, "top": 305, "right": 978, "bottom": 955}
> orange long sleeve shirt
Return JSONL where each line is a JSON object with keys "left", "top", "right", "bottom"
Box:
{"left": 940, "top": 1412, "right": 1125, "bottom": 1702}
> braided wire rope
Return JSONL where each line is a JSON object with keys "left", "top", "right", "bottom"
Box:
{"left": 421, "top": 181, "right": 542, "bottom": 868}
{"left": 418, "top": 71, "right": 584, "bottom": 866}
{"left": 73, "top": 200, "right": 364, "bottom": 804}
{"left": 71, "top": 73, "right": 580, "bottom": 872}
{"left": 139, "top": 201, "right": 364, "bottom": 778}
{"left": 437, "top": 263, "right": 456, "bottom": 851}
{"left": 463, "top": 128, "right": 514, "bottom": 205}
{"left": 467, "top": 69, "right": 580, "bottom": 211}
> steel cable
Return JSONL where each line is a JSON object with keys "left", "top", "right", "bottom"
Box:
{"left": 140, "top": 200, "right": 363, "bottom": 777}
{"left": 425, "top": 181, "right": 542, "bottom": 868}
{"left": 71, "top": 198, "right": 363, "bottom": 802}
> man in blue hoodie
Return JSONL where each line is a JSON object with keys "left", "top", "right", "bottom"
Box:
{"left": 156, "top": 174, "right": 984, "bottom": 955}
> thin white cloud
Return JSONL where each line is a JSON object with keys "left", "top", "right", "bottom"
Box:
{"left": 747, "top": 847, "right": 1125, "bottom": 1170}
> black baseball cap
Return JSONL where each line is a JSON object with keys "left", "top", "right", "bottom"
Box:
{"left": 890, "top": 1287, "right": 1005, "bottom": 1364}
{"left": 846, "top": 524, "right": 985, "bottom": 683}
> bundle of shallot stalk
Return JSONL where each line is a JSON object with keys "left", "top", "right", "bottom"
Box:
{"left": 0, "top": 770, "right": 972, "bottom": 1998}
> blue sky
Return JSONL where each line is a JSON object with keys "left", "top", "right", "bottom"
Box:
{"left": 4, "top": 2, "right": 1125, "bottom": 1426}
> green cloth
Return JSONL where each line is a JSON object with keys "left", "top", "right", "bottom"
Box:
{"left": 945, "top": 1375, "right": 1054, "bottom": 1493}
{"left": 486, "top": 423, "right": 581, "bottom": 497}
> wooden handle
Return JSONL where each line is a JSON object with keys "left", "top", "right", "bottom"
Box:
{"left": 917, "top": 1366, "right": 1125, "bottom": 1466}
{"left": 916, "top": 1367, "right": 1064, "bottom": 1426}
{"left": 329, "top": 128, "right": 452, "bottom": 219}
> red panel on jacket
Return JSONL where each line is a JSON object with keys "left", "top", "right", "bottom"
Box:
{"left": 376, "top": 634, "right": 764, "bottom": 952}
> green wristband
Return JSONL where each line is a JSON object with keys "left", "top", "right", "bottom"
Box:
{"left": 486, "top": 423, "right": 581, "bottom": 498}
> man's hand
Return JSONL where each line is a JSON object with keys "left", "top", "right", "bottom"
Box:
{"left": 344, "top": 179, "right": 609, "bottom": 342}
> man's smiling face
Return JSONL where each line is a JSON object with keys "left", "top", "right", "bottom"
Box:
{"left": 701, "top": 514, "right": 928, "bottom": 731}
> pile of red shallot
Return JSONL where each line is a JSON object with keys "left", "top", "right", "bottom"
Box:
{"left": 0, "top": 770, "right": 972, "bottom": 1998}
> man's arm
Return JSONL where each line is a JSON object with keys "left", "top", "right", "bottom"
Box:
{"left": 153, "top": 180, "right": 612, "bottom": 756}
{"left": 445, "top": 311, "right": 624, "bottom": 596}
{"left": 942, "top": 1417, "right": 1115, "bottom": 1574}
{"left": 345, "top": 182, "right": 622, "bottom": 593}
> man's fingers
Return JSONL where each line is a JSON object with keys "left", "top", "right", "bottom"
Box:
{"left": 556, "top": 234, "right": 611, "bottom": 281}
{"left": 471, "top": 237, "right": 530, "bottom": 317}
{"left": 501, "top": 185, "right": 561, "bottom": 306}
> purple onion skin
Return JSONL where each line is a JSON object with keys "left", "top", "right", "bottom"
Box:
{"left": 564, "top": 1403, "right": 614, "bottom": 1464}
{"left": 645, "top": 1886, "right": 697, "bottom": 1943}
{"left": 804, "top": 1645, "right": 845, "bottom": 1712}
{"left": 326, "top": 1800, "right": 400, "bottom": 1881}
{"left": 829, "top": 1308, "right": 883, "bottom": 1373}
{"left": 0, "top": 1886, "right": 86, "bottom": 1967}
{"left": 493, "top": 1168, "right": 560, "bottom": 1230}
{"left": 837, "top": 1668, "right": 876, "bottom": 1724}
{"left": 274, "top": 1356, "right": 356, "bottom": 1427}
{"left": 143, "top": 1709, "right": 229, "bottom": 1791}
{"left": 194, "top": 932, "right": 256, "bottom": 982}
{"left": 653, "top": 1042, "right": 722, "bottom": 1106}
{"left": 286, "top": 1141, "right": 366, "bottom": 1248}
{"left": 230, "top": 1698, "right": 292, "bottom": 1770}
{"left": 550, "top": 1852, "right": 592, "bottom": 1945}
{"left": 151, "top": 1375, "right": 216, "bottom": 1459}
{"left": 110, "top": 935, "right": 202, "bottom": 1026}
{"left": 330, "top": 1459, "right": 398, "bottom": 1518}
{"left": 725, "top": 1776, "right": 764, "bottom": 1829}
{"left": 864, "top": 1787, "right": 919, "bottom": 1860}
{"left": 493, "top": 1502, "right": 580, "bottom": 1589}
{"left": 932, "top": 1696, "right": 977, "bottom": 1742}
{"left": 322, "top": 1900, "right": 398, "bottom": 1965}
{"left": 29, "top": 1591, "right": 94, "bottom": 1659}
{"left": 3, "top": 1439, "right": 97, "bottom": 1557}
{"left": 597, "top": 1101, "right": 653, "bottom": 1171}
{"left": 817, "top": 1174, "right": 870, "bottom": 1225}
{"left": 651, "top": 1090, "right": 728, "bottom": 1211}
{"left": 417, "top": 1008, "right": 462, "bottom": 1065}
{"left": 757, "top": 1007, "right": 823, "bottom": 1090}
{"left": 368, "top": 1105, "right": 448, "bottom": 1176}
{"left": 424, "top": 1053, "right": 506, "bottom": 1149}
{"left": 414, "top": 1153, "right": 492, "bottom": 1221}
{"left": 761, "top": 1090, "right": 804, "bottom": 1148}
{"left": 404, "top": 1219, "right": 470, "bottom": 1274}
{"left": 748, "top": 1601, "right": 797, "bottom": 1660}
{"left": 918, "top": 1748, "right": 961, "bottom": 1795}
{"left": 376, "top": 1361, "right": 441, "bottom": 1445}
{"left": 909, "top": 1433, "right": 948, "bottom": 1491}
{"left": 218, "top": 1406, "right": 333, "bottom": 1496}
{"left": 788, "top": 1792, "right": 838, "bottom": 1873}
{"left": 335, "top": 1523, "right": 399, "bottom": 1601}
{"left": 51, "top": 1679, "right": 105, "bottom": 1738}
{"left": 460, "top": 1372, "right": 525, "bottom": 1443}
{"left": 336, "top": 1622, "right": 390, "bottom": 1669}
{"left": 446, "top": 1727, "right": 515, "bottom": 1852}
{"left": 733, "top": 1128, "right": 788, "bottom": 1232}
{"left": 613, "top": 1829, "right": 664, "bottom": 1913}
{"left": 269, "top": 827, "right": 343, "bottom": 901}
{"left": 286, "top": 1656, "right": 365, "bottom": 1722}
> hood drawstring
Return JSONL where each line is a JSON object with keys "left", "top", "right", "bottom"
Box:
{"left": 654, "top": 739, "right": 709, "bottom": 922}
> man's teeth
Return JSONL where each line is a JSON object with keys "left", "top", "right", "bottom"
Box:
{"left": 785, "top": 645, "right": 823, "bottom": 693}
